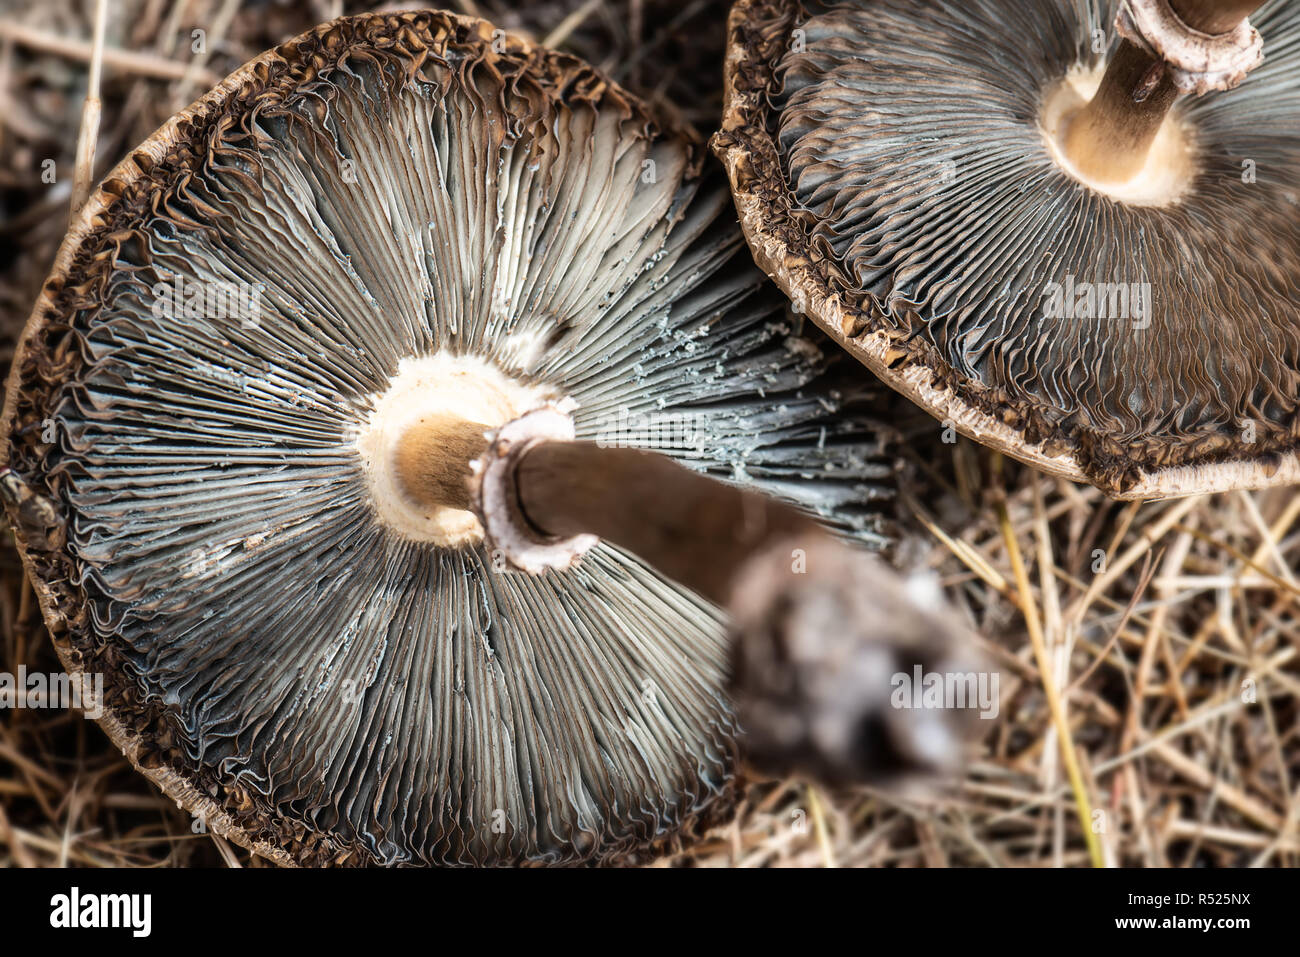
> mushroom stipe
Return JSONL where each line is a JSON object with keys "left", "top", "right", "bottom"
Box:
{"left": 0, "top": 11, "right": 977, "bottom": 866}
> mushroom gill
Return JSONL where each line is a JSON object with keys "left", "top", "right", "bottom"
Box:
{"left": 2, "top": 12, "right": 898, "bottom": 865}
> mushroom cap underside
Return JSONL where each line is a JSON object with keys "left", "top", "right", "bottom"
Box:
{"left": 3, "top": 11, "right": 898, "bottom": 865}
{"left": 715, "top": 0, "right": 1300, "bottom": 499}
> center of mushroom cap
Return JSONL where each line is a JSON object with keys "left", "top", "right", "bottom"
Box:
{"left": 355, "top": 354, "right": 562, "bottom": 547}
{"left": 1041, "top": 64, "right": 1198, "bottom": 207}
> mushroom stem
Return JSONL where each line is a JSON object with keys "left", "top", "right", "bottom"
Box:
{"left": 1058, "top": 0, "right": 1263, "bottom": 188}
{"left": 394, "top": 409, "right": 828, "bottom": 605}
{"left": 509, "top": 435, "right": 981, "bottom": 785}
{"left": 516, "top": 440, "right": 823, "bottom": 606}
{"left": 393, "top": 414, "right": 490, "bottom": 514}
{"left": 387, "top": 405, "right": 981, "bottom": 787}
{"left": 1172, "top": 0, "right": 1265, "bottom": 35}
{"left": 1059, "top": 39, "right": 1181, "bottom": 187}
{"left": 395, "top": 408, "right": 982, "bottom": 785}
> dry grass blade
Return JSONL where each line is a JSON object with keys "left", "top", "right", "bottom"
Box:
{"left": 996, "top": 485, "right": 1105, "bottom": 868}
{"left": 0, "top": 20, "right": 218, "bottom": 84}
{"left": 542, "top": 0, "right": 604, "bottom": 48}
{"left": 69, "top": 0, "right": 106, "bottom": 215}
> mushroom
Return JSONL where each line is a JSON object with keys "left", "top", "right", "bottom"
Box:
{"left": 0, "top": 11, "right": 968, "bottom": 866}
{"left": 715, "top": 0, "right": 1300, "bottom": 499}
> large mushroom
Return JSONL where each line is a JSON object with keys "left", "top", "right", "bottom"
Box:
{"left": 0, "top": 11, "right": 964, "bottom": 866}
{"left": 715, "top": 0, "right": 1300, "bottom": 499}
